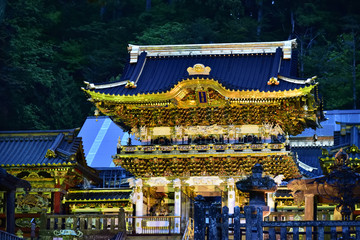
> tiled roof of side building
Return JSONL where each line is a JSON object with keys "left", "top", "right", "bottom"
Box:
{"left": 293, "top": 109, "right": 360, "bottom": 138}
{"left": 65, "top": 190, "right": 131, "bottom": 201}
{"left": 0, "top": 129, "right": 83, "bottom": 167}
{"left": 87, "top": 40, "right": 314, "bottom": 96}
{"left": 292, "top": 146, "right": 323, "bottom": 177}
{"left": 78, "top": 116, "right": 141, "bottom": 168}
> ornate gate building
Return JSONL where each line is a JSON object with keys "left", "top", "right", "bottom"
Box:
{"left": 82, "top": 39, "right": 324, "bottom": 233}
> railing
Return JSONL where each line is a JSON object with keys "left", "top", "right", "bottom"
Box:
{"left": 40, "top": 212, "right": 182, "bottom": 238}
{"left": 182, "top": 218, "right": 194, "bottom": 240}
{"left": 194, "top": 203, "right": 360, "bottom": 240}
{"left": 119, "top": 143, "right": 285, "bottom": 155}
{"left": 126, "top": 216, "right": 181, "bottom": 235}
{"left": 0, "top": 230, "right": 23, "bottom": 240}
{"left": 39, "top": 211, "right": 126, "bottom": 238}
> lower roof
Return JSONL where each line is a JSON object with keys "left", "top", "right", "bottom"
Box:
{"left": 0, "top": 129, "right": 83, "bottom": 167}
{"left": 65, "top": 189, "right": 131, "bottom": 202}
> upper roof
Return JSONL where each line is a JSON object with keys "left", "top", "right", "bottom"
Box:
{"left": 85, "top": 39, "right": 316, "bottom": 96}
{"left": 0, "top": 129, "right": 85, "bottom": 167}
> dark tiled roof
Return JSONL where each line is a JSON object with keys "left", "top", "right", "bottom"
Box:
{"left": 66, "top": 190, "right": 131, "bottom": 201}
{"left": 0, "top": 167, "right": 31, "bottom": 191}
{"left": 275, "top": 189, "right": 293, "bottom": 198}
{"left": 292, "top": 146, "right": 323, "bottom": 177}
{"left": 90, "top": 43, "right": 308, "bottom": 96}
{"left": 0, "top": 129, "right": 82, "bottom": 166}
{"left": 292, "top": 109, "right": 360, "bottom": 138}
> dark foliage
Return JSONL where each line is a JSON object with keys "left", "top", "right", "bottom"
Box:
{"left": 0, "top": 0, "right": 359, "bottom": 130}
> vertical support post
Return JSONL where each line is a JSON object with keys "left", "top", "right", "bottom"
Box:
{"left": 256, "top": 207, "right": 263, "bottom": 240}
{"left": 40, "top": 211, "right": 47, "bottom": 231}
{"left": 304, "top": 194, "right": 315, "bottom": 221}
{"left": 135, "top": 179, "right": 143, "bottom": 234}
{"left": 244, "top": 206, "right": 253, "bottom": 240}
{"left": 118, "top": 208, "right": 126, "bottom": 232}
{"left": 6, "top": 190, "right": 16, "bottom": 234}
{"left": 209, "top": 203, "right": 218, "bottom": 240}
{"left": 233, "top": 206, "right": 240, "bottom": 240}
{"left": 267, "top": 193, "right": 275, "bottom": 212}
{"left": 222, "top": 206, "right": 229, "bottom": 240}
{"left": 54, "top": 177, "right": 62, "bottom": 214}
{"left": 194, "top": 195, "right": 206, "bottom": 240}
{"left": 173, "top": 178, "right": 181, "bottom": 234}
{"left": 227, "top": 178, "right": 235, "bottom": 215}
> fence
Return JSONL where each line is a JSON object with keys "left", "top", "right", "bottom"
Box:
{"left": 39, "top": 210, "right": 182, "bottom": 238}
{"left": 194, "top": 201, "right": 360, "bottom": 240}
{"left": 0, "top": 230, "right": 23, "bottom": 240}
{"left": 39, "top": 210, "right": 126, "bottom": 238}
{"left": 126, "top": 216, "right": 181, "bottom": 234}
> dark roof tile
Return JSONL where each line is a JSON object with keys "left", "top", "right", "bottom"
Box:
{"left": 66, "top": 191, "right": 131, "bottom": 201}
{"left": 90, "top": 45, "right": 309, "bottom": 96}
{"left": 0, "top": 129, "right": 82, "bottom": 166}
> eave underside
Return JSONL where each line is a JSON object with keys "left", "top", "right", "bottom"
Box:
{"left": 114, "top": 154, "right": 301, "bottom": 180}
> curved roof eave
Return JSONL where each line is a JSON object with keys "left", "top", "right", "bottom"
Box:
{"left": 84, "top": 78, "right": 317, "bottom": 104}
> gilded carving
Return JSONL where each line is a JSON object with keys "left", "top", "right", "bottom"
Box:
{"left": 187, "top": 64, "right": 211, "bottom": 76}
{"left": 16, "top": 192, "right": 50, "bottom": 213}
{"left": 145, "top": 177, "right": 171, "bottom": 187}
{"left": 185, "top": 177, "right": 224, "bottom": 186}
{"left": 45, "top": 149, "right": 56, "bottom": 158}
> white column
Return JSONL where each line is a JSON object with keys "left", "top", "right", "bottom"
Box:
{"left": 135, "top": 179, "right": 143, "bottom": 234}
{"left": 267, "top": 193, "right": 275, "bottom": 212}
{"left": 227, "top": 178, "right": 235, "bottom": 214}
{"left": 173, "top": 178, "right": 181, "bottom": 234}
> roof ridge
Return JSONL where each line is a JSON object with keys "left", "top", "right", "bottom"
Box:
{"left": 128, "top": 39, "right": 297, "bottom": 63}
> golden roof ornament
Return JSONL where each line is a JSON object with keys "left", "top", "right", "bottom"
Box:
{"left": 267, "top": 77, "right": 279, "bottom": 85}
{"left": 125, "top": 80, "right": 137, "bottom": 88}
{"left": 45, "top": 149, "right": 56, "bottom": 158}
{"left": 187, "top": 64, "right": 211, "bottom": 76}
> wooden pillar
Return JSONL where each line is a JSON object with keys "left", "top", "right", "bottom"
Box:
{"left": 53, "top": 180, "right": 61, "bottom": 214}
{"left": 6, "top": 189, "right": 16, "bottom": 234}
{"left": 304, "top": 194, "right": 315, "bottom": 221}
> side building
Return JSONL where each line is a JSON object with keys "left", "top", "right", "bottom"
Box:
{"left": 0, "top": 129, "right": 100, "bottom": 238}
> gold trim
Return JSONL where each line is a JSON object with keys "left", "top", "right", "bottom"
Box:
{"left": 65, "top": 199, "right": 130, "bottom": 202}
{"left": 1, "top": 163, "right": 75, "bottom": 167}
{"left": 114, "top": 151, "right": 290, "bottom": 159}
{"left": 84, "top": 78, "right": 316, "bottom": 104}
{"left": 68, "top": 189, "right": 132, "bottom": 193}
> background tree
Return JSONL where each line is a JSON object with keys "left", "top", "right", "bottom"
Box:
{"left": 0, "top": 0, "right": 359, "bottom": 130}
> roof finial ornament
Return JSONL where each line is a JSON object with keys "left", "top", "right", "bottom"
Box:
{"left": 187, "top": 63, "right": 211, "bottom": 76}
{"left": 267, "top": 77, "right": 279, "bottom": 85}
{"left": 94, "top": 108, "right": 100, "bottom": 122}
{"left": 125, "top": 80, "right": 137, "bottom": 89}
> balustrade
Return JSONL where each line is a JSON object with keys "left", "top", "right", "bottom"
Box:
{"left": 118, "top": 143, "right": 286, "bottom": 155}
{"left": 39, "top": 212, "right": 182, "bottom": 237}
